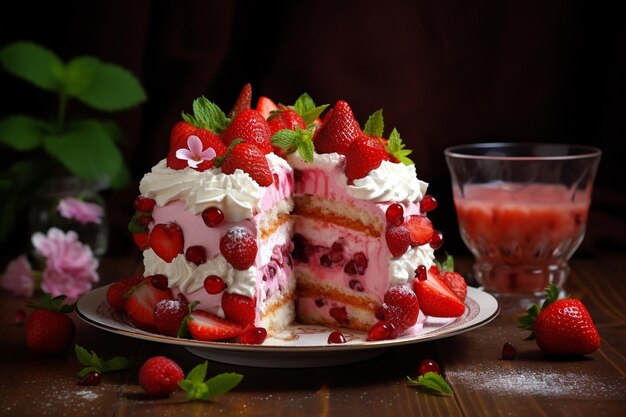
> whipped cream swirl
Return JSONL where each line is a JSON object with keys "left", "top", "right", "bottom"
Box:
{"left": 347, "top": 160, "right": 428, "bottom": 204}
{"left": 389, "top": 244, "right": 435, "bottom": 287}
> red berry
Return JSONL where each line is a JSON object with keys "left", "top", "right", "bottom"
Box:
{"left": 441, "top": 271, "right": 468, "bottom": 302}
{"left": 501, "top": 342, "right": 517, "bottom": 360}
{"left": 136, "top": 214, "right": 153, "bottom": 228}
{"left": 15, "top": 309, "right": 26, "bottom": 325}
{"left": 418, "top": 358, "right": 441, "bottom": 375}
{"left": 256, "top": 96, "right": 279, "bottom": 119}
{"left": 385, "top": 225, "right": 412, "bottom": 257}
{"left": 202, "top": 207, "right": 224, "bottom": 227}
{"left": 267, "top": 108, "right": 306, "bottom": 135}
{"left": 314, "top": 100, "right": 362, "bottom": 155}
{"left": 154, "top": 298, "right": 188, "bottom": 337}
{"left": 237, "top": 326, "right": 267, "bottom": 345}
{"left": 349, "top": 279, "right": 364, "bottom": 292}
{"left": 228, "top": 83, "right": 252, "bottom": 117}
{"left": 220, "top": 226, "right": 257, "bottom": 270}
{"left": 125, "top": 277, "right": 174, "bottom": 331}
{"left": 134, "top": 196, "right": 156, "bottom": 213}
{"left": 138, "top": 356, "right": 184, "bottom": 397}
{"left": 386, "top": 203, "right": 404, "bottom": 226}
{"left": 329, "top": 306, "right": 349, "bottom": 325}
{"left": 132, "top": 231, "right": 150, "bottom": 250}
{"left": 344, "top": 260, "right": 357, "bottom": 275}
{"left": 353, "top": 252, "right": 368, "bottom": 274}
{"left": 221, "top": 109, "right": 273, "bottom": 154}
{"left": 415, "top": 265, "right": 428, "bottom": 282}
{"left": 150, "top": 274, "right": 169, "bottom": 291}
{"left": 204, "top": 275, "right": 226, "bottom": 295}
{"left": 366, "top": 321, "right": 398, "bottom": 341}
{"left": 222, "top": 292, "right": 256, "bottom": 327}
{"left": 328, "top": 331, "right": 346, "bottom": 344}
{"left": 25, "top": 309, "right": 75, "bottom": 354}
{"left": 185, "top": 245, "right": 207, "bottom": 265}
{"left": 345, "top": 135, "right": 390, "bottom": 181}
{"left": 149, "top": 223, "right": 184, "bottom": 263}
{"left": 79, "top": 371, "right": 102, "bottom": 386}
{"left": 429, "top": 230, "right": 444, "bottom": 250}
{"left": 382, "top": 285, "right": 420, "bottom": 332}
{"left": 419, "top": 194, "right": 438, "bottom": 213}
{"left": 404, "top": 215, "right": 434, "bottom": 247}
{"left": 106, "top": 275, "right": 144, "bottom": 312}
{"left": 220, "top": 142, "right": 273, "bottom": 186}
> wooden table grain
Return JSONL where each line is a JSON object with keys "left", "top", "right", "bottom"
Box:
{"left": 1, "top": 256, "right": 625, "bottom": 417}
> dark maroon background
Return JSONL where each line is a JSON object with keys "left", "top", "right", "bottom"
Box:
{"left": 1, "top": 1, "right": 624, "bottom": 259}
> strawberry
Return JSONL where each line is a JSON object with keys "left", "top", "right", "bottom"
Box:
{"left": 256, "top": 96, "right": 279, "bottom": 119}
{"left": 344, "top": 135, "right": 390, "bottom": 182}
{"left": 125, "top": 277, "right": 174, "bottom": 331}
{"left": 382, "top": 285, "right": 420, "bottom": 332}
{"left": 154, "top": 296, "right": 189, "bottom": 337}
{"left": 166, "top": 121, "right": 197, "bottom": 170}
{"left": 132, "top": 231, "right": 150, "bottom": 250}
{"left": 519, "top": 284, "right": 600, "bottom": 356}
{"left": 404, "top": 215, "right": 434, "bottom": 246}
{"left": 106, "top": 274, "right": 143, "bottom": 312}
{"left": 222, "top": 292, "right": 256, "bottom": 327}
{"left": 219, "top": 226, "right": 258, "bottom": 270}
{"left": 168, "top": 128, "right": 227, "bottom": 171}
{"left": 385, "top": 225, "right": 412, "bottom": 257}
{"left": 187, "top": 309, "right": 243, "bottom": 341}
{"left": 228, "top": 83, "right": 252, "bottom": 117}
{"left": 234, "top": 325, "right": 267, "bottom": 345}
{"left": 138, "top": 356, "right": 185, "bottom": 397}
{"left": 440, "top": 271, "right": 467, "bottom": 302}
{"left": 24, "top": 293, "right": 75, "bottom": 354}
{"left": 218, "top": 142, "right": 273, "bottom": 186}
{"left": 413, "top": 266, "right": 465, "bottom": 317}
{"left": 149, "top": 222, "right": 184, "bottom": 263}
{"left": 267, "top": 108, "right": 306, "bottom": 135}
{"left": 313, "top": 100, "right": 362, "bottom": 155}
{"left": 220, "top": 109, "right": 273, "bottom": 154}
{"left": 134, "top": 196, "right": 156, "bottom": 213}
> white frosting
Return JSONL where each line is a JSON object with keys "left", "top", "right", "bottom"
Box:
{"left": 348, "top": 160, "right": 428, "bottom": 204}
{"left": 143, "top": 249, "right": 256, "bottom": 297}
{"left": 389, "top": 244, "right": 435, "bottom": 287}
{"left": 286, "top": 151, "right": 344, "bottom": 172}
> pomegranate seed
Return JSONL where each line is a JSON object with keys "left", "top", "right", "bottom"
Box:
{"left": 79, "top": 371, "right": 102, "bottom": 386}
{"left": 386, "top": 203, "right": 404, "bottom": 226}
{"left": 367, "top": 321, "right": 398, "bottom": 341}
{"left": 320, "top": 254, "right": 332, "bottom": 267}
{"left": 204, "top": 275, "right": 225, "bottom": 294}
{"left": 202, "top": 207, "right": 224, "bottom": 227}
{"left": 418, "top": 358, "right": 441, "bottom": 375}
{"left": 501, "top": 342, "right": 517, "bottom": 360}
{"left": 327, "top": 331, "right": 346, "bottom": 344}
{"left": 344, "top": 260, "right": 358, "bottom": 275}
{"left": 15, "top": 309, "right": 26, "bottom": 325}
{"left": 238, "top": 327, "right": 267, "bottom": 345}
{"left": 185, "top": 245, "right": 207, "bottom": 265}
{"left": 353, "top": 252, "right": 368, "bottom": 274}
{"left": 329, "top": 306, "right": 349, "bottom": 325}
{"left": 315, "top": 298, "right": 326, "bottom": 307}
{"left": 416, "top": 265, "right": 428, "bottom": 281}
{"left": 331, "top": 241, "right": 344, "bottom": 253}
{"left": 420, "top": 194, "right": 438, "bottom": 213}
{"left": 429, "top": 230, "right": 444, "bottom": 250}
{"left": 349, "top": 279, "right": 364, "bottom": 292}
{"left": 150, "top": 274, "right": 169, "bottom": 290}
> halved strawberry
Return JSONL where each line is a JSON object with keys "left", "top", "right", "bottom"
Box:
{"left": 149, "top": 223, "right": 184, "bottom": 263}
{"left": 256, "top": 96, "right": 279, "bottom": 119}
{"left": 218, "top": 142, "right": 273, "bottom": 187}
{"left": 125, "top": 277, "right": 174, "bottom": 331}
{"left": 221, "top": 292, "right": 256, "bottom": 327}
{"left": 404, "top": 215, "right": 434, "bottom": 246}
{"left": 106, "top": 275, "right": 143, "bottom": 312}
{"left": 313, "top": 100, "right": 362, "bottom": 155}
{"left": 132, "top": 231, "right": 150, "bottom": 250}
{"left": 385, "top": 225, "right": 412, "bottom": 257}
{"left": 228, "top": 83, "right": 252, "bottom": 117}
{"left": 220, "top": 109, "right": 273, "bottom": 154}
{"left": 187, "top": 309, "right": 243, "bottom": 341}
{"left": 441, "top": 271, "right": 468, "bottom": 302}
{"left": 345, "top": 135, "right": 390, "bottom": 182}
{"left": 413, "top": 266, "right": 465, "bottom": 317}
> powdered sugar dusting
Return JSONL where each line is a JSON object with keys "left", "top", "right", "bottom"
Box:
{"left": 448, "top": 366, "right": 626, "bottom": 399}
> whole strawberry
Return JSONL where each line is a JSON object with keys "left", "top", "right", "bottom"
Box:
{"left": 138, "top": 356, "right": 185, "bottom": 397}
{"left": 345, "top": 135, "right": 390, "bottom": 182}
{"left": 519, "top": 284, "right": 600, "bottom": 356}
{"left": 220, "top": 109, "right": 273, "bottom": 154}
{"left": 25, "top": 293, "right": 75, "bottom": 354}
{"left": 217, "top": 141, "right": 273, "bottom": 186}
{"left": 313, "top": 100, "right": 362, "bottom": 155}
{"left": 267, "top": 108, "right": 306, "bottom": 135}
{"left": 228, "top": 83, "right": 252, "bottom": 117}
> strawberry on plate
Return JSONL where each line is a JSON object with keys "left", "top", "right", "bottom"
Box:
{"left": 220, "top": 109, "right": 273, "bottom": 154}
{"left": 440, "top": 271, "right": 467, "bottom": 302}
{"left": 413, "top": 265, "right": 465, "bottom": 317}
{"left": 125, "top": 277, "right": 174, "bottom": 331}
{"left": 216, "top": 142, "right": 273, "bottom": 187}
{"left": 106, "top": 274, "right": 144, "bottom": 312}
{"left": 344, "top": 135, "right": 390, "bottom": 182}
{"left": 25, "top": 293, "right": 75, "bottom": 354}
{"left": 187, "top": 309, "right": 243, "bottom": 341}
{"left": 149, "top": 222, "right": 184, "bottom": 263}
{"left": 381, "top": 284, "right": 420, "bottom": 332}
{"left": 519, "top": 284, "right": 600, "bottom": 356}
{"left": 313, "top": 100, "right": 362, "bottom": 155}
{"left": 153, "top": 295, "right": 189, "bottom": 337}
{"left": 221, "top": 292, "right": 256, "bottom": 327}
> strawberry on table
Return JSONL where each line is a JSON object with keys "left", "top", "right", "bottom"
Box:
{"left": 313, "top": 100, "right": 362, "bottom": 155}
{"left": 187, "top": 309, "right": 243, "bottom": 341}
{"left": 125, "top": 277, "right": 174, "bottom": 331}
{"left": 24, "top": 293, "right": 75, "bottom": 354}
{"left": 519, "top": 284, "right": 601, "bottom": 356}
{"left": 413, "top": 265, "right": 465, "bottom": 317}
{"left": 138, "top": 356, "right": 185, "bottom": 397}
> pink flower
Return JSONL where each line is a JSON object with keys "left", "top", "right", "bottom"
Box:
{"left": 1, "top": 255, "right": 35, "bottom": 297}
{"left": 32, "top": 228, "right": 99, "bottom": 300}
{"left": 58, "top": 197, "right": 103, "bottom": 224}
{"left": 175, "top": 135, "right": 217, "bottom": 169}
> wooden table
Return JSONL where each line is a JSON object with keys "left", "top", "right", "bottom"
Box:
{"left": 2, "top": 256, "right": 625, "bottom": 417}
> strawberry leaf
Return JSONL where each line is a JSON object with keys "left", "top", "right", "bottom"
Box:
{"left": 386, "top": 129, "right": 413, "bottom": 165}
{"left": 183, "top": 96, "right": 229, "bottom": 133}
{"left": 542, "top": 284, "right": 561, "bottom": 310}
{"left": 406, "top": 372, "right": 453, "bottom": 396}
{"left": 293, "top": 93, "right": 328, "bottom": 126}
{"left": 179, "top": 361, "right": 243, "bottom": 401}
{"left": 27, "top": 293, "right": 76, "bottom": 313}
{"left": 74, "top": 344, "right": 130, "bottom": 377}
{"left": 363, "top": 109, "right": 384, "bottom": 137}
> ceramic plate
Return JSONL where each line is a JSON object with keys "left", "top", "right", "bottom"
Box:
{"left": 76, "top": 286, "right": 499, "bottom": 368}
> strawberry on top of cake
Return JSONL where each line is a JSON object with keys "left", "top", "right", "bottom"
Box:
{"left": 115, "top": 84, "right": 466, "bottom": 345}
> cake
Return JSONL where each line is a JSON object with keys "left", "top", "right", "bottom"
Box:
{"left": 116, "top": 85, "right": 466, "bottom": 343}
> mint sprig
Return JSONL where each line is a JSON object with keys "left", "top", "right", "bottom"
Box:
{"left": 435, "top": 253, "right": 455, "bottom": 273}
{"left": 182, "top": 96, "right": 230, "bottom": 134}
{"left": 406, "top": 371, "right": 453, "bottom": 396}
{"left": 386, "top": 128, "right": 413, "bottom": 165}
{"left": 363, "top": 109, "right": 384, "bottom": 137}
{"left": 293, "top": 93, "right": 328, "bottom": 126}
{"left": 178, "top": 361, "right": 243, "bottom": 401}
{"left": 271, "top": 126, "right": 315, "bottom": 163}
{"left": 74, "top": 345, "right": 131, "bottom": 378}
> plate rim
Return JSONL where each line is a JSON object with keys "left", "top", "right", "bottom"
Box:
{"left": 76, "top": 285, "right": 499, "bottom": 354}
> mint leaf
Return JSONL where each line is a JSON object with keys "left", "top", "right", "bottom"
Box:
{"left": 0, "top": 115, "right": 47, "bottom": 151}
{"left": 271, "top": 128, "right": 315, "bottom": 163}
{"left": 104, "top": 356, "right": 130, "bottom": 372}
{"left": 406, "top": 372, "right": 453, "bottom": 396}
{"left": 43, "top": 119, "right": 124, "bottom": 186}
{"left": 75, "top": 345, "right": 94, "bottom": 367}
{"left": 203, "top": 373, "right": 244, "bottom": 399}
{"left": 386, "top": 128, "right": 413, "bottom": 165}
{"left": 75, "top": 344, "right": 131, "bottom": 377}
{"left": 363, "top": 109, "right": 384, "bottom": 137}
{"left": 179, "top": 362, "right": 243, "bottom": 401}
{"left": 64, "top": 56, "right": 146, "bottom": 111}
{"left": 293, "top": 93, "right": 328, "bottom": 126}
{"left": 186, "top": 96, "right": 229, "bottom": 133}
{"left": 186, "top": 361, "right": 208, "bottom": 385}
{"left": 271, "top": 129, "right": 299, "bottom": 149}
{"left": 0, "top": 41, "right": 64, "bottom": 92}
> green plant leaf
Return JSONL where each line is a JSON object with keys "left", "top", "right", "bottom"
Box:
{"left": 0, "top": 41, "right": 64, "bottom": 92}
{"left": 0, "top": 115, "right": 47, "bottom": 151}
{"left": 64, "top": 56, "right": 146, "bottom": 111}
{"left": 293, "top": 93, "right": 328, "bottom": 126}
{"left": 386, "top": 128, "right": 413, "bottom": 165}
{"left": 43, "top": 119, "right": 124, "bottom": 186}
{"left": 406, "top": 372, "right": 453, "bottom": 396}
{"left": 363, "top": 109, "right": 384, "bottom": 137}
{"left": 187, "top": 361, "right": 208, "bottom": 384}
{"left": 204, "top": 373, "right": 244, "bottom": 399}
{"left": 75, "top": 345, "right": 94, "bottom": 367}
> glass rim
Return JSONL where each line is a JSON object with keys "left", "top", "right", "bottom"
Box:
{"left": 444, "top": 142, "right": 602, "bottom": 161}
